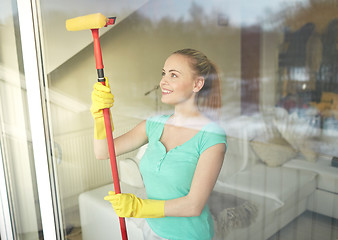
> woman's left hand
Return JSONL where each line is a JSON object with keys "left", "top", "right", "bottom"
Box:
{"left": 104, "top": 191, "right": 165, "bottom": 218}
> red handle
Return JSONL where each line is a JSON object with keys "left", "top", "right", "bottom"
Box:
{"left": 92, "top": 28, "right": 128, "bottom": 240}
{"left": 102, "top": 108, "right": 120, "bottom": 193}
{"left": 91, "top": 29, "right": 104, "bottom": 69}
{"left": 102, "top": 107, "right": 128, "bottom": 240}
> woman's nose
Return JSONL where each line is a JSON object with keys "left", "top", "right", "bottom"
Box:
{"left": 160, "top": 76, "right": 168, "bottom": 86}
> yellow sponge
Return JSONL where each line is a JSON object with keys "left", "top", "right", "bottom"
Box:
{"left": 66, "top": 13, "right": 107, "bottom": 31}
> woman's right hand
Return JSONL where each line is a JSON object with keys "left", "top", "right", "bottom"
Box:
{"left": 90, "top": 78, "right": 114, "bottom": 119}
{"left": 90, "top": 78, "right": 114, "bottom": 139}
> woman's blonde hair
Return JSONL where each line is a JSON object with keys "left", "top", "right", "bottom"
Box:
{"left": 173, "top": 48, "right": 222, "bottom": 120}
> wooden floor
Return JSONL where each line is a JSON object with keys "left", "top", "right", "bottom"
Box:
{"left": 65, "top": 211, "right": 338, "bottom": 240}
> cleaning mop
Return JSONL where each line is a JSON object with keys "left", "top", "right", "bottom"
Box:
{"left": 66, "top": 13, "right": 128, "bottom": 240}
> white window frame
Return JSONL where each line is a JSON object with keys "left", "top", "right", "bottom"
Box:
{"left": 16, "top": 0, "right": 58, "bottom": 239}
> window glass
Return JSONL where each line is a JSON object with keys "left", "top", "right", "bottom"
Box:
{"left": 38, "top": 0, "right": 338, "bottom": 239}
{"left": 0, "top": 0, "right": 42, "bottom": 239}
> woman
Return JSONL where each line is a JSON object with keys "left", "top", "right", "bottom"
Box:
{"left": 91, "top": 49, "right": 227, "bottom": 240}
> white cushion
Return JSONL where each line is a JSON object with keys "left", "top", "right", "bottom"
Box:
{"left": 250, "top": 138, "right": 297, "bottom": 167}
{"left": 135, "top": 144, "right": 148, "bottom": 164}
{"left": 218, "top": 163, "right": 317, "bottom": 205}
{"left": 119, "top": 158, "right": 144, "bottom": 188}
{"left": 119, "top": 145, "right": 148, "bottom": 188}
{"left": 284, "top": 156, "right": 338, "bottom": 193}
{"left": 273, "top": 107, "right": 321, "bottom": 161}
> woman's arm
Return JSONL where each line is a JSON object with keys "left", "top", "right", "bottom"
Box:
{"left": 164, "top": 143, "right": 226, "bottom": 217}
{"left": 94, "top": 120, "right": 148, "bottom": 160}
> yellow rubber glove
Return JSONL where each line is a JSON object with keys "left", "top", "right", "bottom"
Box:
{"left": 90, "top": 78, "right": 114, "bottom": 139}
{"left": 104, "top": 191, "right": 165, "bottom": 218}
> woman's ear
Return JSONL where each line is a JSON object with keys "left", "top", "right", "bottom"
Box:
{"left": 193, "top": 77, "right": 205, "bottom": 93}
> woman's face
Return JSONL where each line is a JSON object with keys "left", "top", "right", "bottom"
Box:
{"left": 160, "top": 54, "right": 201, "bottom": 106}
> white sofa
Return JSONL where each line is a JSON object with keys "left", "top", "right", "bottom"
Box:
{"left": 79, "top": 108, "right": 338, "bottom": 240}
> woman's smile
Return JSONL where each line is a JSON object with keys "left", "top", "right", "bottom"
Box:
{"left": 162, "top": 88, "right": 173, "bottom": 95}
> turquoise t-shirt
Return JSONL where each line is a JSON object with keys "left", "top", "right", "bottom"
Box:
{"left": 139, "top": 114, "right": 227, "bottom": 240}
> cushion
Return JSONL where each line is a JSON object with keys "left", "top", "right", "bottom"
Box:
{"left": 248, "top": 108, "right": 298, "bottom": 167}
{"left": 119, "top": 158, "right": 144, "bottom": 188}
{"left": 250, "top": 137, "right": 297, "bottom": 167}
{"left": 119, "top": 145, "right": 148, "bottom": 188}
{"left": 298, "top": 139, "right": 319, "bottom": 162}
{"left": 135, "top": 144, "right": 148, "bottom": 164}
{"left": 218, "top": 163, "right": 317, "bottom": 205}
{"left": 273, "top": 107, "right": 321, "bottom": 161}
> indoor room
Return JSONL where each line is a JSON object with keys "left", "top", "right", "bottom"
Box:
{"left": 0, "top": 0, "right": 337, "bottom": 239}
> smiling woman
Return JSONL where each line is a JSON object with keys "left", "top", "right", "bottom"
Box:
{"left": 92, "top": 49, "right": 227, "bottom": 240}
{"left": 160, "top": 49, "right": 222, "bottom": 121}
{"left": 160, "top": 54, "right": 201, "bottom": 107}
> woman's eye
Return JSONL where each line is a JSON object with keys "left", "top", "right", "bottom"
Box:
{"left": 171, "top": 73, "right": 177, "bottom": 78}
{"left": 161, "top": 72, "right": 165, "bottom": 77}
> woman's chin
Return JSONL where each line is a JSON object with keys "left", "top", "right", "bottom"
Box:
{"left": 161, "top": 96, "right": 171, "bottom": 104}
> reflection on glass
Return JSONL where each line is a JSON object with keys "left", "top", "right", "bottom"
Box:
{"left": 0, "top": 0, "right": 42, "bottom": 239}
{"left": 37, "top": 0, "right": 338, "bottom": 239}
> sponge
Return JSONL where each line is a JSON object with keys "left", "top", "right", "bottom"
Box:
{"left": 66, "top": 13, "right": 107, "bottom": 31}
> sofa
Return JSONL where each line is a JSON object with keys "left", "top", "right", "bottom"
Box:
{"left": 79, "top": 107, "right": 338, "bottom": 240}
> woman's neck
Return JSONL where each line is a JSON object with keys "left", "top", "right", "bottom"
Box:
{"left": 173, "top": 103, "right": 200, "bottom": 117}
{"left": 169, "top": 105, "right": 208, "bottom": 128}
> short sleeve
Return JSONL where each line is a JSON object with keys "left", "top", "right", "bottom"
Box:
{"left": 199, "top": 123, "right": 227, "bottom": 154}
